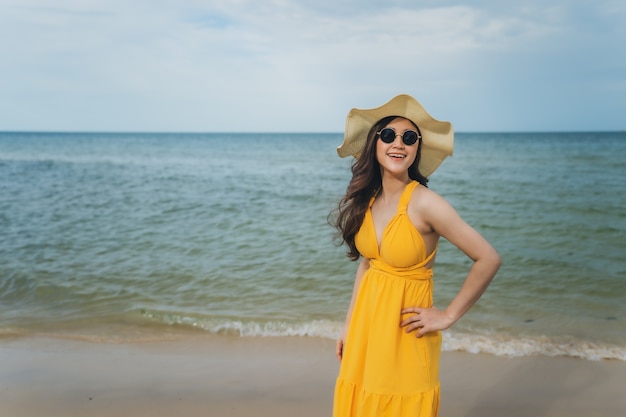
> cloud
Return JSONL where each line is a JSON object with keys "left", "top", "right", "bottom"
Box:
{"left": 0, "top": 0, "right": 624, "bottom": 131}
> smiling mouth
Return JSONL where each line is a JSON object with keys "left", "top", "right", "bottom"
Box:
{"left": 387, "top": 153, "right": 406, "bottom": 159}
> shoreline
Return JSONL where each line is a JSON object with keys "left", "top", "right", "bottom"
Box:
{"left": 2, "top": 335, "right": 625, "bottom": 417}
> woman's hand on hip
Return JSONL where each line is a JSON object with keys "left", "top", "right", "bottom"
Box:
{"left": 400, "top": 306, "right": 454, "bottom": 337}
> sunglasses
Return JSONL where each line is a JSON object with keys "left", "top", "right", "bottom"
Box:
{"left": 377, "top": 127, "right": 421, "bottom": 146}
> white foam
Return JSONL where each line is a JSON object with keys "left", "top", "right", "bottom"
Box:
{"left": 442, "top": 331, "right": 626, "bottom": 361}
{"left": 141, "top": 311, "right": 626, "bottom": 362}
{"left": 202, "top": 319, "right": 342, "bottom": 340}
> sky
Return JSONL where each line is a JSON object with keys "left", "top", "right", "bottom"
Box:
{"left": 1, "top": 0, "right": 625, "bottom": 132}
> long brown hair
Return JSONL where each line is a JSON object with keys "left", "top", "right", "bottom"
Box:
{"left": 329, "top": 116, "right": 428, "bottom": 261}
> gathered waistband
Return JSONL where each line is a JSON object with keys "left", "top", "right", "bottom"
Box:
{"left": 369, "top": 259, "right": 433, "bottom": 280}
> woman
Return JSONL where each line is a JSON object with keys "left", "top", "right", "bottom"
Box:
{"left": 331, "top": 94, "right": 501, "bottom": 417}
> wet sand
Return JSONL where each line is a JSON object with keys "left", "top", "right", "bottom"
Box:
{"left": 1, "top": 335, "right": 625, "bottom": 417}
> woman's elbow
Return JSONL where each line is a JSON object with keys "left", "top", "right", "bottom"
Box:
{"left": 489, "top": 249, "right": 502, "bottom": 273}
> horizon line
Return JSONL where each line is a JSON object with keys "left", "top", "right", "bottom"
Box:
{"left": 1, "top": 129, "right": 625, "bottom": 135}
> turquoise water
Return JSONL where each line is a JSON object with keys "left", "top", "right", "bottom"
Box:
{"left": 1, "top": 131, "right": 625, "bottom": 360}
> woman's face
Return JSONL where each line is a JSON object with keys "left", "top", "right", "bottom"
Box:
{"left": 375, "top": 117, "right": 419, "bottom": 178}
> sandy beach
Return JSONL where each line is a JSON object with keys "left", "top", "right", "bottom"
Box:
{"left": 1, "top": 335, "right": 625, "bottom": 417}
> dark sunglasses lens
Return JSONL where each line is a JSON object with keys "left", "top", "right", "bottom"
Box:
{"left": 402, "top": 131, "right": 418, "bottom": 145}
{"left": 379, "top": 128, "right": 396, "bottom": 143}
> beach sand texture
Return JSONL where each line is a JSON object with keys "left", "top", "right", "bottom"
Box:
{"left": 2, "top": 335, "right": 625, "bottom": 417}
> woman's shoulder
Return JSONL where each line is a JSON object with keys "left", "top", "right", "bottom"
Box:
{"left": 410, "top": 182, "right": 440, "bottom": 201}
{"left": 409, "top": 182, "right": 451, "bottom": 212}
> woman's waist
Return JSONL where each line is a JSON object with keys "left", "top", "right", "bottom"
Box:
{"left": 368, "top": 258, "right": 433, "bottom": 280}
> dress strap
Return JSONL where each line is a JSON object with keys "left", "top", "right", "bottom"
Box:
{"left": 369, "top": 181, "right": 418, "bottom": 211}
{"left": 400, "top": 180, "right": 438, "bottom": 266}
{"left": 397, "top": 181, "right": 419, "bottom": 213}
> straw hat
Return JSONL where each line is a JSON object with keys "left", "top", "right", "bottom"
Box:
{"left": 336, "top": 94, "right": 454, "bottom": 177}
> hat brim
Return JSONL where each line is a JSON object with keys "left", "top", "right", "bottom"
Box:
{"left": 337, "top": 94, "right": 454, "bottom": 177}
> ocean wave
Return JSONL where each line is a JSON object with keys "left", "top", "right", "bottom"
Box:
{"left": 141, "top": 310, "right": 341, "bottom": 339}
{"left": 140, "top": 311, "right": 626, "bottom": 362}
{"left": 441, "top": 331, "right": 626, "bottom": 361}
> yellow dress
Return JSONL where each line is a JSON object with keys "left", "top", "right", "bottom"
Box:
{"left": 333, "top": 180, "right": 441, "bottom": 417}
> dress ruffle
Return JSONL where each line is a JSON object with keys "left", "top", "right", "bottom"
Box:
{"left": 334, "top": 378, "right": 440, "bottom": 417}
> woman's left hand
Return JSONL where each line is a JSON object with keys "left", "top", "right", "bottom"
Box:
{"left": 400, "top": 306, "right": 454, "bottom": 337}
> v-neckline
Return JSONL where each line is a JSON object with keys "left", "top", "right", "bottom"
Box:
{"left": 370, "top": 182, "right": 413, "bottom": 255}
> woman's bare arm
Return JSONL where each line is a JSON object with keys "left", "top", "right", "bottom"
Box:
{"left": 337, "top": 257, "right": 370, "bottom": 360}
{"left": 401, "top": 190, "right": 501, "bottom": 337}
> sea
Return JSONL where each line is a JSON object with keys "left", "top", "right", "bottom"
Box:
{"left": 1, "top": 131, "right": 625, "bottom": 361}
